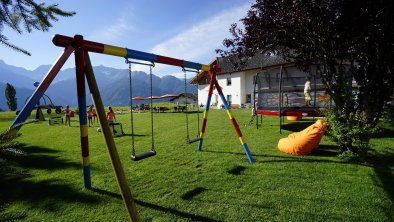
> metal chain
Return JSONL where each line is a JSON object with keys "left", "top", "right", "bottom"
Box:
{"left": 127, "top": 60, "right": 136, "bottom": 157}
{"left": 150, "top": 64, "right": 155, "bottom": 151}
{"left": 184, "top": 68, "right": 190, "bottom": 142}
{"left": 195, "top": 70, "right": 200, "bottom": 137}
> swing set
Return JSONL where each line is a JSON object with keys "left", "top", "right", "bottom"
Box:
{"left": 126, "top": 59, "right": 157, "bottom": 161}
{"left": 8, "top": 34, "right": 254, "bottom": 221}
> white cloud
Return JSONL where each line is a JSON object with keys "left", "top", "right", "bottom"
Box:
{"left": 90, "top": 18, "right": 133, "bottom": 42}
{"left": 132, "top": 2, "right": 252, "bottom": 76}
{"left": 151, "top": 3, "right": 250, "bottom": 61}
{"left": 89, "top": 5, "right": 135, "bottom": 42}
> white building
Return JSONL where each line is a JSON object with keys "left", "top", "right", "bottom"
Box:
{"left": 192, "top": 54, "right": 320, "bottom": 109}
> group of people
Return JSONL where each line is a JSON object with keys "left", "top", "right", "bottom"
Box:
{"left": 63, "top": 105, "right": 116, "bottom": 127}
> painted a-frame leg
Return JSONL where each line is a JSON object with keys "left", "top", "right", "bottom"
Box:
{"left": 10, "top": 46, "right": 74, "bottom": 132}
{"left": 197, "top": 66, "right": 216, "bottom": 152}
{"left": 74, "top": 35, "right": 91, "bottom": 188}
{"left": 199, "top": 66, "right": 254, "bottom": 164}
{"left": 212, "top": 72, "right": 254, "bottom": 164}
{"left": 84, "top": 51, "right": 140, "bottom": 222}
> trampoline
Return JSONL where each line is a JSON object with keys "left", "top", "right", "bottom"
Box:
{"left": 253, "top": 66, "right": 331, "bottom": 132}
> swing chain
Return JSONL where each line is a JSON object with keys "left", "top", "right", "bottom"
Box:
{"left": 183, "top": 68, "right": 190, "bottom": 142}
{"left": 183, "top": 67, "right": 201, "bottom": 142}
{"left": 149, "top": 65, "right": 155, "bottom": 151}
{"left": 127, "top": 59, "right": 136, "bottom": 157}
{"left": 125, "top": 58, "right": 156, "bottom": 157}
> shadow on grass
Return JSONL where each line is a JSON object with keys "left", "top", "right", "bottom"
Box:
{"left": 0, "top": 144, "right": 100, "bottom": 220}
{"left": 0, "top": 117, "right": 17, "bottom": 122}
{"left": 370, "top": 150, "right": 394, "bottom": 211}
{"left": 0, "top": 175, "right": 100, "bottom": 217}
{"left": 203, "top": 149, "right": 349, "bottom": 165}
{"left": 228, "top": 165, "right": 246, "bottom": 175}
{"left": 89, "top": 187, "right": 220, "bottom": 222}
{"left": 183, "top": 111, "right": 204, "bottom": 114}
{"left": 121, "top": 133, "right": 147, "bottom": 137}
{"left": 309, "top": 145, "right": 339, "bottom": 157}
{"left": 2, "top": 144, "right": 80, "bottom": 170}
{"left": 181, "top": 187, "right": 207, "bottom": 200}
{"left": 280, "top": 122, "right": 314, "bottom": 132}
{"left": 371, "top": 127, "right": 394, "bottom": 138}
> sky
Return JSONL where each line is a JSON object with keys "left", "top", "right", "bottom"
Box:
{"left": 0, "top": 0, "right": 254, "bottom": 78}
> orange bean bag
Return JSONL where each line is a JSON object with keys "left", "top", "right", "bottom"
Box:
{"left": 277, "top": 119, "right": 327, "bottom": 155}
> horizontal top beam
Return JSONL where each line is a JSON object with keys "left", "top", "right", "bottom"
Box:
{"left": 52, "top": 34, "right": 210, "bottom": 71}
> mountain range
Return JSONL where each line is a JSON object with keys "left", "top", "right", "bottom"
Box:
{"left": 0, "top": 59, "right": 196, "bottom": 111}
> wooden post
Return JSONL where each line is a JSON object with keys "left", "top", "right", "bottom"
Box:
{"left": 84, "top": 51, "right": 140, "bottom": 222}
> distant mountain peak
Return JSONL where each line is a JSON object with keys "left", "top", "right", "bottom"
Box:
{"left": 33, "top": 64, "right": 52, "bottom": 72}
{"left": 0, "top": 60, "right": 195, "bottom": 110}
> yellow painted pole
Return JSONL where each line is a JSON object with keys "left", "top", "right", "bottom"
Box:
{"left": 84, "top": 51, "right": 140, "bottom": 222}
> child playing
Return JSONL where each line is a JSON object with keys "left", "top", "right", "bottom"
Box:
{"left": 106, "top": 106, "right": 117, "bottom": 134}
{"left": 65, "top": 105, "right": 71, "bottom": 126}
{"left": 88, "top": 109, "right": 93, "bottom": 126}
{"left": 106, "top": 106, "right": 116, "bottom": 124}
{"left": 92, "top": 106, "right": 97, "bottom": 123}
{"left": 304, "top": 76, "right": 312, "bottom": 106}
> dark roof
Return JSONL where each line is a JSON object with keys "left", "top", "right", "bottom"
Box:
{"left": 169, "top": 93, "right": 197, "bottom": 102}
{"left": 190, "top": 54, "right": 293, "bottom": 84}
{"left": 217, "top": 53, "right": 291, "bottom": 74}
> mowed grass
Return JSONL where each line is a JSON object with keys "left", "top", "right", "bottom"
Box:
{"left": 0, "top": 108, "right": 393, "bottom": 221}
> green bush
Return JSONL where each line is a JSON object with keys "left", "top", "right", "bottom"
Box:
{"left": 324, "top": 106, "right": 378, "bottom": 158}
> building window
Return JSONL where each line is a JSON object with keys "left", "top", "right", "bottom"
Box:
{"left": 246, "top": 94, "right": 251, "bottom": 103}
{"left": 226, "top": 77, "right": 232, "bottom": 86}
{"left": 227, "top": 95, "right": 232, "bottom": 105}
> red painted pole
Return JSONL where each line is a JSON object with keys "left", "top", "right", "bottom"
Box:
{"left": 74, "top": 35, "right": 91, "bottom": 188}
{"left": 197, "top": 66, "right": 217, "bottom": 151}
{"left": 10, "top": 46, "right": 74, "bottom": 129}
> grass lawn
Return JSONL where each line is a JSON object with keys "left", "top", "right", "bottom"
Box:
{"left": 1, "top": 108, "right": 393, "bottom": 221}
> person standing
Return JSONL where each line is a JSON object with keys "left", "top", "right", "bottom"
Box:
{"left": 89, "top": 104, "right": 98, "bottom": 124}
{"left": 64, "top": 105, "right": 71, "bottom": 126}
{"left": 106, "top": 106, "right": 117, "bottom": 134}
{"left": 106, "top": 106, "right": 116, "bottom": 124}
{"left": 87, "top": 108, "right": 93, "bottom": 127}
{"left": 304, "top": 76, "right": 312, "bottom": 106}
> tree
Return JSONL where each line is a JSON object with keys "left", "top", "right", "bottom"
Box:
{"left": 0, "top": 0, "right": 75, "bottom": 55}
{"left": 218, "top": 0, "right": 394, "bottom": 153}
{"left": 5, "top": 83, "right": 17, "bottom": 111}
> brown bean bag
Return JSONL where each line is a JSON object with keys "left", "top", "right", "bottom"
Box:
{"left": 277, "top": 119, "right": 327, "bottom": 155}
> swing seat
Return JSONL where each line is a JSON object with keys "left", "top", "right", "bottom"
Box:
{"left": 187, "top": 137, "right": 202, "bottom": 144}
{"left": 131, "top": 150, "right": 156, "bottom": 161}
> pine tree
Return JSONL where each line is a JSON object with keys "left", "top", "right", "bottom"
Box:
{"left": 0, "top": 0, "right": 75, "bottom": 55}
{"left": 5, "top": 83, "right": 17, "bottom": 111}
